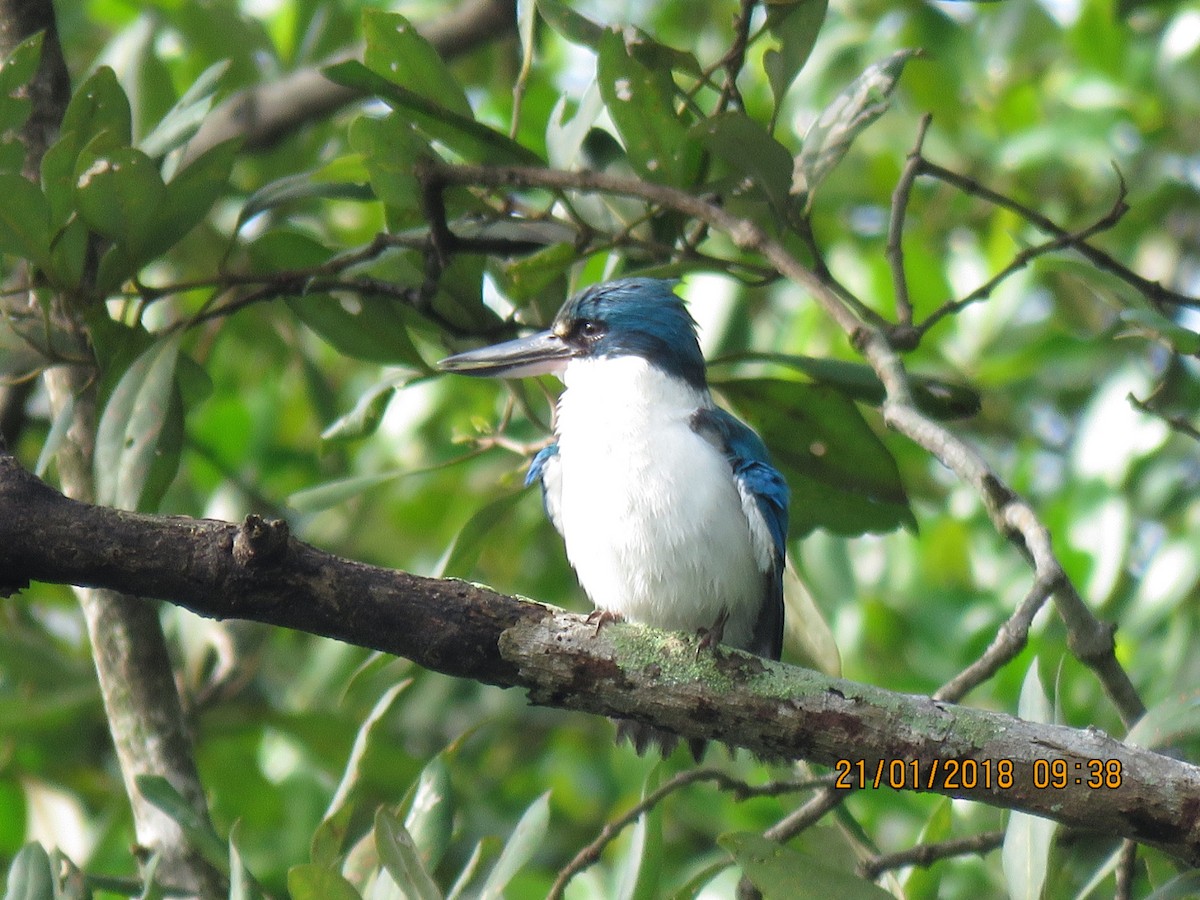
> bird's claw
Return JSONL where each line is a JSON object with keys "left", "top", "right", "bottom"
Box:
{"left": 586, "top": 608, "right": 624, "bottom": 636}
{"left": 695, "top": 609, "right": 729, "bottom": 659}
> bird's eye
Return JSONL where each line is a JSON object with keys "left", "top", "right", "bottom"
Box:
{"left": 576, "top": 320, "right": 606, "bottom": 342}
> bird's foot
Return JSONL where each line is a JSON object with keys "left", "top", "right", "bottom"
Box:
{"left": 586, "top": 608, "right": 624, "bottom": 636}
{"left": 696, "top": 609, "right": 729, "bottom": 659}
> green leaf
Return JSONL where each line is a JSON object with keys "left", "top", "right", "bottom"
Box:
{"left": 229, "top": 822, "right": 266, "bottom": 900}
{"left": 135, "top": 775, "right": 229, "bottom": 874}
{"left": 288, "top": 471, "right": 404, "bottom": 513}
{"left": 0, "top": 34, "right": 43, "bottom": 144}
{"left": 903, "top": 798, "right": 952, "bottom": 899}
{"left": 325, "top": 680, "right": 411, "bottom": 825}
{"left": 499, "top": 242, "right": 576, "bottom": 303}
{"left": 157, "top": 138, "right": 238, "bottom": 249}
{"left": 536, "top": 0, "right": 605, "bottom": 49}
{"left": 322, "top": 377, "right": 409, "bottom": 443}
{"left": 792, "top": 49, "right": 920, "bottom": 204}
{"left": 93, "top": 334, "right": 184, "bottom": 511}
{"left": 363, "top": 10, "right": 471, "bottom": 117}
{"left": 1126, "top": 688, "right": 1200, "bottom": 750}
{"left": 34, "top": 391, "right": 74, "bottom": 478}
{"left": 3, "top": 843, "right": 54, "bottom": 900}
{"left": 763, "top": 0, "right": 828, "bottom": 116}
{"left": 291, "top": 858, "right": 356, "bottom": 899}
{"left": 478, "top": 791, "right": 550, "bottom": 900}
{"left": 0, "top": 33, "right": 44, "bottom": 95}
{"left": 59, "top": 67, "right": 132, "bottom": 150}
{"left": 1117, "top": 308, "right": 1200, "bottom": 355}
{"left": 324, "top": 60, "right": 542, "bottom": 166}
{"left": 140, "top": 60, "right": 231, "bottom": 160}
{"left": 0, "top": 174, "right": 52, "bottom": 270}
{"left": 404, "top": 755, "right": 454, "bottom": 873}
{"left": 349, "top": 113, "right": 430, "bottom": 226}
{"left": 716, "top": 378, "right": 914, "bottom": 537}
{"left": 236, "top": 171, "right": 374, "bottom": 234}
{"left": 435, "top": 490, "right": 527, "bottom": 578}
{"left": 288, "top": 865, "right": 364, "bottom": 900}
{"left": 617, "top": 771, "right": 662, "bottom": 900}
{"left": 721, "top": 832, "right": 894, "bottom": 899}
{"left": 1003, "top": 661, "right": 1056, "bottom": 900}
{"left": 691, "top": 113, "right": 794, "bottom": 217}
{"left": 1146, "top": 871, "right": 1200, "bottom": 900}
{"left": 287, "top": 293, "right": 429, "bottom": 368}
{"left": 597, "top": 27, "right": 698, "bottom": 187}
{"left": 74, "top": 144, "right": 167, "bottom": 263}
{"left": 374, "top": 809, "right": 441, "bottom": 900}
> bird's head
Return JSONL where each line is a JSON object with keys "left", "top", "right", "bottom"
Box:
{"left": 438, "top": 278, "right": 706, "bottom": 388}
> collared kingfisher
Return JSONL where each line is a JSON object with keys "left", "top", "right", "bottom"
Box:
{"left": 439, "top": 278, "right": 789, "bottom": 757}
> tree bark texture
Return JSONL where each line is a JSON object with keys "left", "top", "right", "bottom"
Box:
{"left": 3, "top": 454, "right": 1198, "bottom": 866}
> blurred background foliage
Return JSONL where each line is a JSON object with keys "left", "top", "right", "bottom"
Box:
{"left": 2, "top": 0, "right": 1200, "bottom": 897}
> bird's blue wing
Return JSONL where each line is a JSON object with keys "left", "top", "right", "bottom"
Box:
{"left": 526, "top": 442, "right": 564, "bottom": 537}
{"left": 691, "top": 407, "right": 789, "bottom": 660}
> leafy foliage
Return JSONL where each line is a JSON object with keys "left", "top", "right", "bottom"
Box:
{"left": 3, "top": 0, "right": 1200, "bottom": 897}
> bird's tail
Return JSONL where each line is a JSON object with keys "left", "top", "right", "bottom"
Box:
{"left": 614, "top": 719, "right": 706, "bottom": 762}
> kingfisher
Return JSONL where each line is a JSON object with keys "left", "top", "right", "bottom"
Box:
{"left": 438, "top": 278, "right": 789, "bottom": 757}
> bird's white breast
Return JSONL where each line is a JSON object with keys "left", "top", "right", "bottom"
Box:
{"left": 553, "top": 356, "right": 765, "bottom": 649}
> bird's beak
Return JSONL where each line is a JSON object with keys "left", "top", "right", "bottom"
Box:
{"left": 437, "top": 330, "right": 575, "bottom": 378}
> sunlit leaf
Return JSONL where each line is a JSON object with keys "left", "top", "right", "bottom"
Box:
{"left": 324, "top": 60, "right": 542, "bottom": 166}
{"left": 478, "top": 791, "right": 550, "bottom": 900}
{"left": 597, "top": 27, "right": 698, "bottom": 187}
{"left": 404, "top": 754, "right": 454, "bottom": 872}
{"left": 288, "top": 471, "right": 404, "bottom": 513}
{"left": 710, "top": 352, "right": 980, "bottom": 420}
{"left": 140, "top": 60, "right": 231, "bottom": 160}
{"left": 763, "top": 0, "right": 828, "bottom": 117}
{"left": 93, "top": 334, "right": 184, "bottom": 512}
{"left": 236, "top": 171, "right": 374, "bottom": 233}
{"left": 3, "top": 843, "right": 53, "bottom": 900}
{"left": 364, "top": 10, "right": 471, "bottom": 117}
{"left": 1002, "top": 661, "right": 1056, "bottom": 900}
{"left": 617, "top": 770, "right": 662, "bottom": 900}
{"left": 536, "top": 0, "right": 604, "bottom": 48}
{"left": 135, "top": 775, "right": 229, "bottom": 874}
{"left": 792, "top": 49, "right": 920, "bottom": 204}
{"left": 374, "top": 809, "right": 441, "bottom": 900}
{"left": 325, "top": 680, "right": 412, "bottom": 825}
{"left": 321, "top": 375, "right": 410, "bottom": 443}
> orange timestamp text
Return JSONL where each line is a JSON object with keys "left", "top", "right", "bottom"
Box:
{"left": 833, "top": 757, "right": 1123, "bottom": 791}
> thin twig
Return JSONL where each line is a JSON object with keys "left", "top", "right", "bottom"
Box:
{"left": 919, "top": 160, "right": 1198, "bottom": 309}
{"left": 887, "top": 114, "right": 932, "bottom": 327}
{"left": 1128, "top": 392, "right": 1200, "bottom": 442}
{"left": 936, "top": 569, "right": 1059, "bottom": 703}
{"left": 547, "top": 769, "right": 834, "bottom": 900}
{"left": 859, "top": 829, "right": 1005, "bottom": 880}
{"left": 917, "top": 181, "right": 1133, "bottom": 338}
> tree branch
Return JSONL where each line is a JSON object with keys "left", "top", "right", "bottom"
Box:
{"left": 180, "top": 0, "right": 517, "bottom": 165}
{"left": 2, "top": 455, "right": 1198, "bottom": 864}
